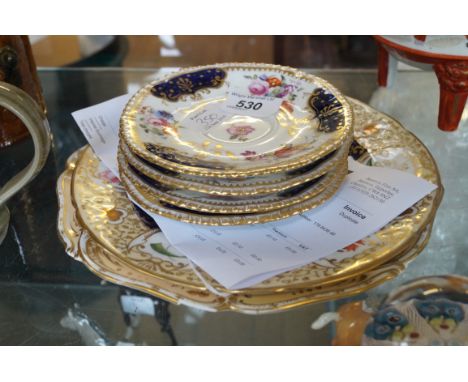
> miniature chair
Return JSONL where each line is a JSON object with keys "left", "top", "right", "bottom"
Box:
{"left": 375, "top": 35, "right": 468, "bottom": 132}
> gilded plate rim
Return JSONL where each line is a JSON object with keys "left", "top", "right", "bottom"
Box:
{"left": 62, "top": 207, "right": 434, "bottom": 313}
{"left": 118, "top": 152, "right": 348, "bottom": 215}
{"left": 118, "top": 133, "right": 352, "bottom": 197}
{"left": 119, "top": 162, "right": 346, "bottom": 225}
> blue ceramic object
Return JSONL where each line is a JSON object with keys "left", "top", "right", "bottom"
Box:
{"left": 151, "top": 68, "right": 227, "bottom": 102}
{"left": 308, "top": 87, "right": 345, "bottom": 133}
{"left": 415, "top": 299, "right": 465, "bottom": 322}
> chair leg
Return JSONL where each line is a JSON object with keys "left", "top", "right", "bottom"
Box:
{"left": 377, "top": 44, "right": 389, "bottom": 87}
{"left": 377, "top": 44, "right": 397, "bottom": 87}
{"left": 434, "top": 62, "right": 468, "bottom": 131}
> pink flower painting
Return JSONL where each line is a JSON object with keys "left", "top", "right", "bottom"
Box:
{"left": 227, "top": 124, "right": 255, "bottom": 141}
{"left": 248, "top": 80, "right": 270, "bottom": 96}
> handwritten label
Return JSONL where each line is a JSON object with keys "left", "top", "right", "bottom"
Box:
{"left": 183, "top": 107, "right": 230, "bottom": 132}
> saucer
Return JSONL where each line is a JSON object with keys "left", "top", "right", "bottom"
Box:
{"left": 120, "top": 163, "right": 345, "bottom": 225}
{"left": 118, "top": 150, "right": 348, "bottom": 214}
{"left": 119, "top": 134, "right": 352, "bottom": 197}
{"left": 120, "top": 63, "right": 353, "bottom": 178}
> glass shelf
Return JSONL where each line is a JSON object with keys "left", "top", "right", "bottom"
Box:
{"left": 0, "top": 67, "right": 466, "bottom": 345}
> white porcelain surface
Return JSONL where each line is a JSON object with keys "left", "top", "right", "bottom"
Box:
{"left": 120, "top": 64, "right": 352, "bottom": 176}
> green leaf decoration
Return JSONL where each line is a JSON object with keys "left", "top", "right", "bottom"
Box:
{"left": 150, "top": 243, "right": 184, "bottom": 258}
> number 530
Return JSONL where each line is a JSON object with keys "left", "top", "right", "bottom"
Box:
{"left": 235, "top": 100, "right": 263, "bottom": 110}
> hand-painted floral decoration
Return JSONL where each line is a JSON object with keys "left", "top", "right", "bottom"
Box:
{"left": 281, "top": 100, "right": 294, "bottom": 113}
{"left": 240, "top": 150, "right": 262, "bottom": 161}
{"left": 227, "top": 124, "right": 255, "bottom": 141}
{"left": 240, "top": 144, "right": 304, "bottom": 162}
{"left": 245, "top": 74, "right": 302, "bottom": 101}
{"left": 98, "top": 169, "right": 120, "bottom": 185}
{"left": 138, "top": 107, "right": 178, "bottom": 138}
{"left": 273, "top": 144, "right": 297, "bottom": 158}
{"left": 339, "top": 239, "right": 365, "bottom": 252}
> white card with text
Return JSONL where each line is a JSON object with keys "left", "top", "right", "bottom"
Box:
{"left": 72, "top": 93, "right": 132, "bottom": 175}
{"left": 222, "top": 90, "right": 283, "bottom": 118}
{"left": 151, "top": 160, "right": 436, "bottom": 289}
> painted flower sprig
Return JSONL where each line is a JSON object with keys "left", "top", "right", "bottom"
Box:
{"left": 245, "top": 74, "right": 300, "bottom": 102}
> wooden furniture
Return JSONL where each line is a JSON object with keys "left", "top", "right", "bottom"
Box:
{"left": 0, "top": 36, "right": 46, "bottom": 148}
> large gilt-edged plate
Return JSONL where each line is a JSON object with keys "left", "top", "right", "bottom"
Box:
{"left": 77, "top": 224, "right": 432, "bottom": 314}
{"left": 119, "top": 63, "right": 353, "bottom": 178}
{"left": 66, "top": 98, "right": 442, "bottom": 296}
{"left": 57, "top": 150, "right": 223, "bottom": 310}
{"left": 58, "top": 150, "right": 433, "bottom": 313}
{"left": 118, "top": 132, "right": 352, "bottom": 197}
{"left": 57, "top": 156, "right": 434, "bottom": 314}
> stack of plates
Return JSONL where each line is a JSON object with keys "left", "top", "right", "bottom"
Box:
{"left": 118, "top": 63, "right": 354, "bottom": 225}
{"left": 58, "top": 99, "right": 443, "bottom": 314}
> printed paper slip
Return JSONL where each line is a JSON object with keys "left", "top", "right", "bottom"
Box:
{"left": 72, "top": 93, "right": 132, "bottom": 175}
{"left": 72, "top": 95, "right": 437, "bottom": 290}
{"left": 152, "top": 160, "right": 436, "bottom": 289}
